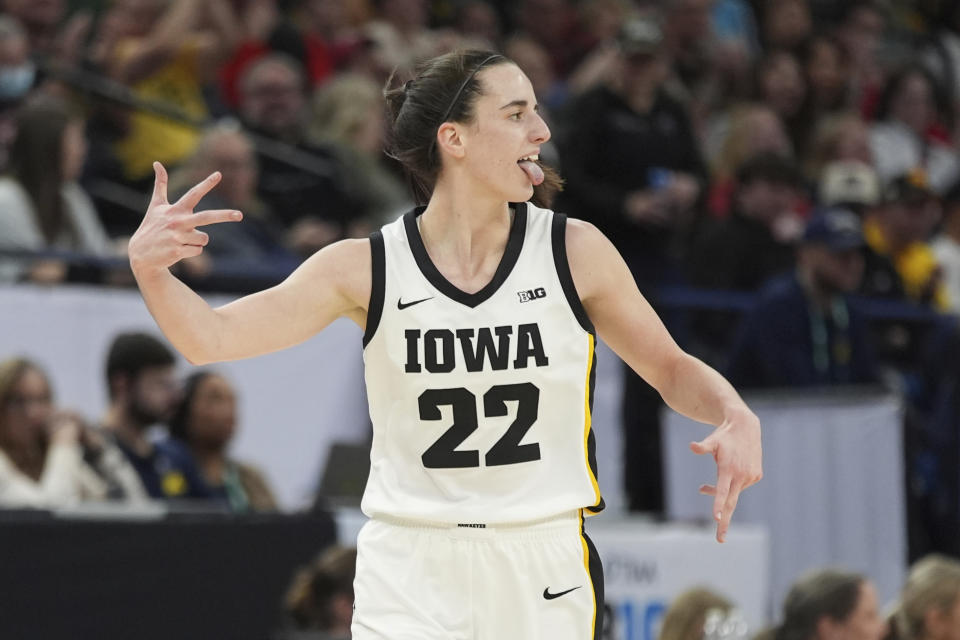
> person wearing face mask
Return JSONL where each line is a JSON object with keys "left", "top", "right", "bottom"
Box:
{"left": 0, "top": 97, "right": 113, "bottom": 283}
{"left": 0, "top": 16, "right": 36, "bottom": 106}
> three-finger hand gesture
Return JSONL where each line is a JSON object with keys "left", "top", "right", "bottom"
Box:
{"left": 128, "top": 162, "right": 242, "bottom": 275}
{"left": 690, "top": 409, "right": 763, "bottom": 543}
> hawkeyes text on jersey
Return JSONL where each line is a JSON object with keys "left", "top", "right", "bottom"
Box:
{"left": 360, "top": 202, "right": 605, "bottom": 524}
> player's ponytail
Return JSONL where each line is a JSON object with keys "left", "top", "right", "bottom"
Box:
{"left": 383, "top": 50, "right": 562, "bottom": 207}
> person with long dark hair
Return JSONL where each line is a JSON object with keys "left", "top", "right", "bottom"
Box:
{"left": 0, "top": 97, "right": 112, "bottom": 283}
{"left": 127, "top": 49, "right": 762, "bottom": 638}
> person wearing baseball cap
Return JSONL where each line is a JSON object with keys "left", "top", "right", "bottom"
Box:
{"left": 861, "top": 168, "right": 947, "bottom": 309}
{"left": 726, "top": 208, "right": 879, "bottom": 388}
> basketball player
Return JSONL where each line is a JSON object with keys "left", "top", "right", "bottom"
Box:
{"left": 128, "top": 51, "right": 762, "bottom": 639}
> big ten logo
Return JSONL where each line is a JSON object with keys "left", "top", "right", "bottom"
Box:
{"left": 606, "top": 599, "right": 667, "bottom": 640}
{"left": 517, "top": 287, "right": 546, "bottom": 303}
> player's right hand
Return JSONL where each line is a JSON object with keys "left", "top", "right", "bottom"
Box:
{"left": 128, "top": 161, "right": 243, "bottom": 274}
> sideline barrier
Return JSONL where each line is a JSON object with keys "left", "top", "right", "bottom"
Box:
{"left": 0, "top": 508, "right": 336, "bottom": 639}
{"left": 664, "top": 391, "right": 906, "bottom": 618}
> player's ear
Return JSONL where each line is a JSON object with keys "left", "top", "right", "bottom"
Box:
{"left": 436, "top": 123, "right": 466, "bottom": 159}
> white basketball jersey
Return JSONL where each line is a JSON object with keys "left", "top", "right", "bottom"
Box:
{"left": 360, "top": 202, "right": 605, "bottom": 524}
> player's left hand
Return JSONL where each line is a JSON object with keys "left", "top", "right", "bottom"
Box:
{"left": 690, "top": 408, "right": 762, "bottom": 543}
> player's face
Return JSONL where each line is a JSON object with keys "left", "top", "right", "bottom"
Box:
{"left": 459, "top": 64, "right": 550, "bottom": 203}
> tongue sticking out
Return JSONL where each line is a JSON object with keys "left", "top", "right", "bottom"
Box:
{"left": 518, "top": 160, "right": 544, "bottom": 186}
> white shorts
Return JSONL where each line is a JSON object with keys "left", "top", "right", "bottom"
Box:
{"left": 351, "top": 510, "right": 604, "bottom": 640}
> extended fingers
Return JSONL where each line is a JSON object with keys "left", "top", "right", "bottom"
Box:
{"left": 151, "top": 162, "right": 169, "bottom": 206}
{"left": 191, "top": 209, "right": 243, "bottom": 228}
{"left": 174, "top": 172, "right": 222, "bottom": 210}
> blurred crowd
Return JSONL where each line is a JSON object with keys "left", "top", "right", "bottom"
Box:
{"left": 1, "top": 0, "right": 960, "bottom": 603}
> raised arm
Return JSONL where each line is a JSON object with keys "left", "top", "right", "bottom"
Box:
{"left": 566, "top": 218, "right": 762, "bottom": 542}
{"left": 128, "top": 163, "right": 371, "bottom": 365}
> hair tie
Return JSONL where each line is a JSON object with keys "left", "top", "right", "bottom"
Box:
{"left": 404, "top": 79, "right": 414, "bottom": 94}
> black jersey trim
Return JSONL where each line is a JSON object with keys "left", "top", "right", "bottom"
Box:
{"left": 585, "top": 337, "right": 604, "bottom": 514}
{"left": 551, "top": 213, "right": 595, "bottom": 334}
{"left": 402, "top": 203, "right": 527, "bottom": 308}
{"left": 363, "top": 231, "right": 385, "bottom": 347}
{"left": 580, "top": 513, "right": 605, "bottom": 640}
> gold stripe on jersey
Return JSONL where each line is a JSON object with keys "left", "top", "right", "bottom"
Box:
{"left": 580, "top": 510, "right": 598, "bottom": 639}
{"left": 582, "top": 334, "right": 602, "bottom": 509}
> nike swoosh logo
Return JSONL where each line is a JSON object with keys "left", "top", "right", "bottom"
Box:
{"left": 397, "top": 296, "right": 434, "bottom": 310}
{"left": 543, "top": 586, "right": 581, "bottom": 600}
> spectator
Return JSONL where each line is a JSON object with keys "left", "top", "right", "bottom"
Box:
{"left": 168, "top": 122, "right": 299, "bottom": 275}
{"left": 168, "top": 370, "right": 277, "bottom": 512}
{"left": 100, "top": 332, "right": 209, "bottom": 501}
{"left": 659, "top": 587, "right": 736, "bottom": 640}
{"left": 862, "top": 170, "right": 947, "bottom": 309}
{"left": 516, "top": 0, "right": 589, "bottom": 78}
{"left": 800, "top": 34, "right": 852, "bottom": 119}
{"left": 835, "top": 1, "right": 887, "bottom": 117}
{"left": 0, "top": 15, "right": 36, "bottom": 111}
{"left": 237, "top": 53, "right": 354, "bottom": 247}
{"left": 557, "top": 13, "right": 706, "bottom": 283}
{"left": 920, "top": 1, "right": 960, "bottom": 118}
{"left": 363, "top": 0, "right": 444, "bottom": 75}
{"left": 932, "top": 182, "right": 960, "bottom": 311}
{"left": 310, "top": 72, "right": 410, "bottom": 235}
{"left": 455, "top": 1, "right": 502, "bottom": 48}
{"left": 0, "top": 97, "right": 113, "bottom": 284}
{"left": 870, "top": 64, "right": 959, "bottom": 195}
{"left": 804, "top": 112, "right": 874, "bottom": 183}
{"left": 770, "top": 569, "right": 886, "bottom": 640}
{"left": 891, "top": 554, "right": 960, "bottom": 640}
{"left": 726, "top": 208, "right": 880, "bottom": 388}
{"left": 756, "top": 0, "right": 813, "bottom": 54}
{"left": 690, "top": 152, "right": 804, "bottom": 293}
{"left": 104, "top": 0, "right": 242, "bottom": 185}
{"left": 280, "top": 545, "right": 357, "bottom": 640}
{"left": 754, "top": 49, "right": 807, "bottom": 151}
{"left": 707, "top": 103, "right": 792, "bottom": 217}
{"left": 0, "top": 357, "right": 145, "bottom": 507}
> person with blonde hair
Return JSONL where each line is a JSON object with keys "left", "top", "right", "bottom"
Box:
{"left": 893, "top": 554, "right": 960, "bottom": 640}
{"left": 659, "top": 587, "right": 735, "bottom": 640}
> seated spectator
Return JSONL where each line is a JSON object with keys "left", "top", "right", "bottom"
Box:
{"left": 890, "top": 554, "right": 960, "bottom": 640}
{"left": 770, "top": 569, "right": 886, "bottom": 640}
{"left": 168, "top": 371, "right": 277, "bottom": 512}
{"left": 932, "top": 183, "right": 960, "bottom": 312}
{"left": 870, "top": 65, "right": 959, "bottom": 195}
{"left": 100, "top": 332, "right": 209, "bottom": 501}
{"left": 659, "top": 587, "right": 738, "bottom": 640}
{"left": 726, "top": 208, "right": 880, "bottom": 388}
{"left": 753, "top": 49, "right": 807, "bottom": 153}
{"left": 862, "top": 170, "right": 947, "bottom": 309}
{"left": 0, "top": 16, "right": 37, "bottom": 113}
{"left": 0, "top": 97, "right": 113, "bottom": 284}
{"left": 310, "top": 72, "right": 410, "bottom": 235}
{"left": 237, "top": 53, "right": 354, "bottom": 251}
{"left": 168, "top": 121, "right": 299, "bottom": 277}
{"left": 279, "top": 545, "right": 357, "bottom": 640}
{"left": 804, "top": 112, "right": 874, "bottom": 184}
{"left": 691, "top": 152, "right": 804, "bottom": 291}
{"left": 707, "top": 103, "right": 793, "bottom": 218}
{"left": 0, "top": 357, "right": 145, "bottom": 507}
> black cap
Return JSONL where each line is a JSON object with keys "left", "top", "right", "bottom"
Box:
{"left": 617, "top": 15, "right": 664, "bottom": 56}
{"left": 883, "top": 168, "right": 935, "bottom": 204}
{"left": 802, "top": 207, "right": 865, "bottom": 250}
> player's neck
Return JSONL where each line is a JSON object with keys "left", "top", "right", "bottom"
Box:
{"left": 420, "top": 179, "right": 512, "bottom": 272}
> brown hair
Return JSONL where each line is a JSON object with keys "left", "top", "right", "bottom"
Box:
{"left": 7, "top": 98, "right": 79, "bottom": 244}
{"left": 0, "top": 358, "right": 51, "bottom": 480}
{"left": 383, "top": 49, "right": 562, "bottom": 207}
{"left": 776, "top": 569, "right": 866, "bottom": 640}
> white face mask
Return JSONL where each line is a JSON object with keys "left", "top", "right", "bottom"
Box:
{"left": 0, "top": 62, "right": 35, "bottom": 100}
